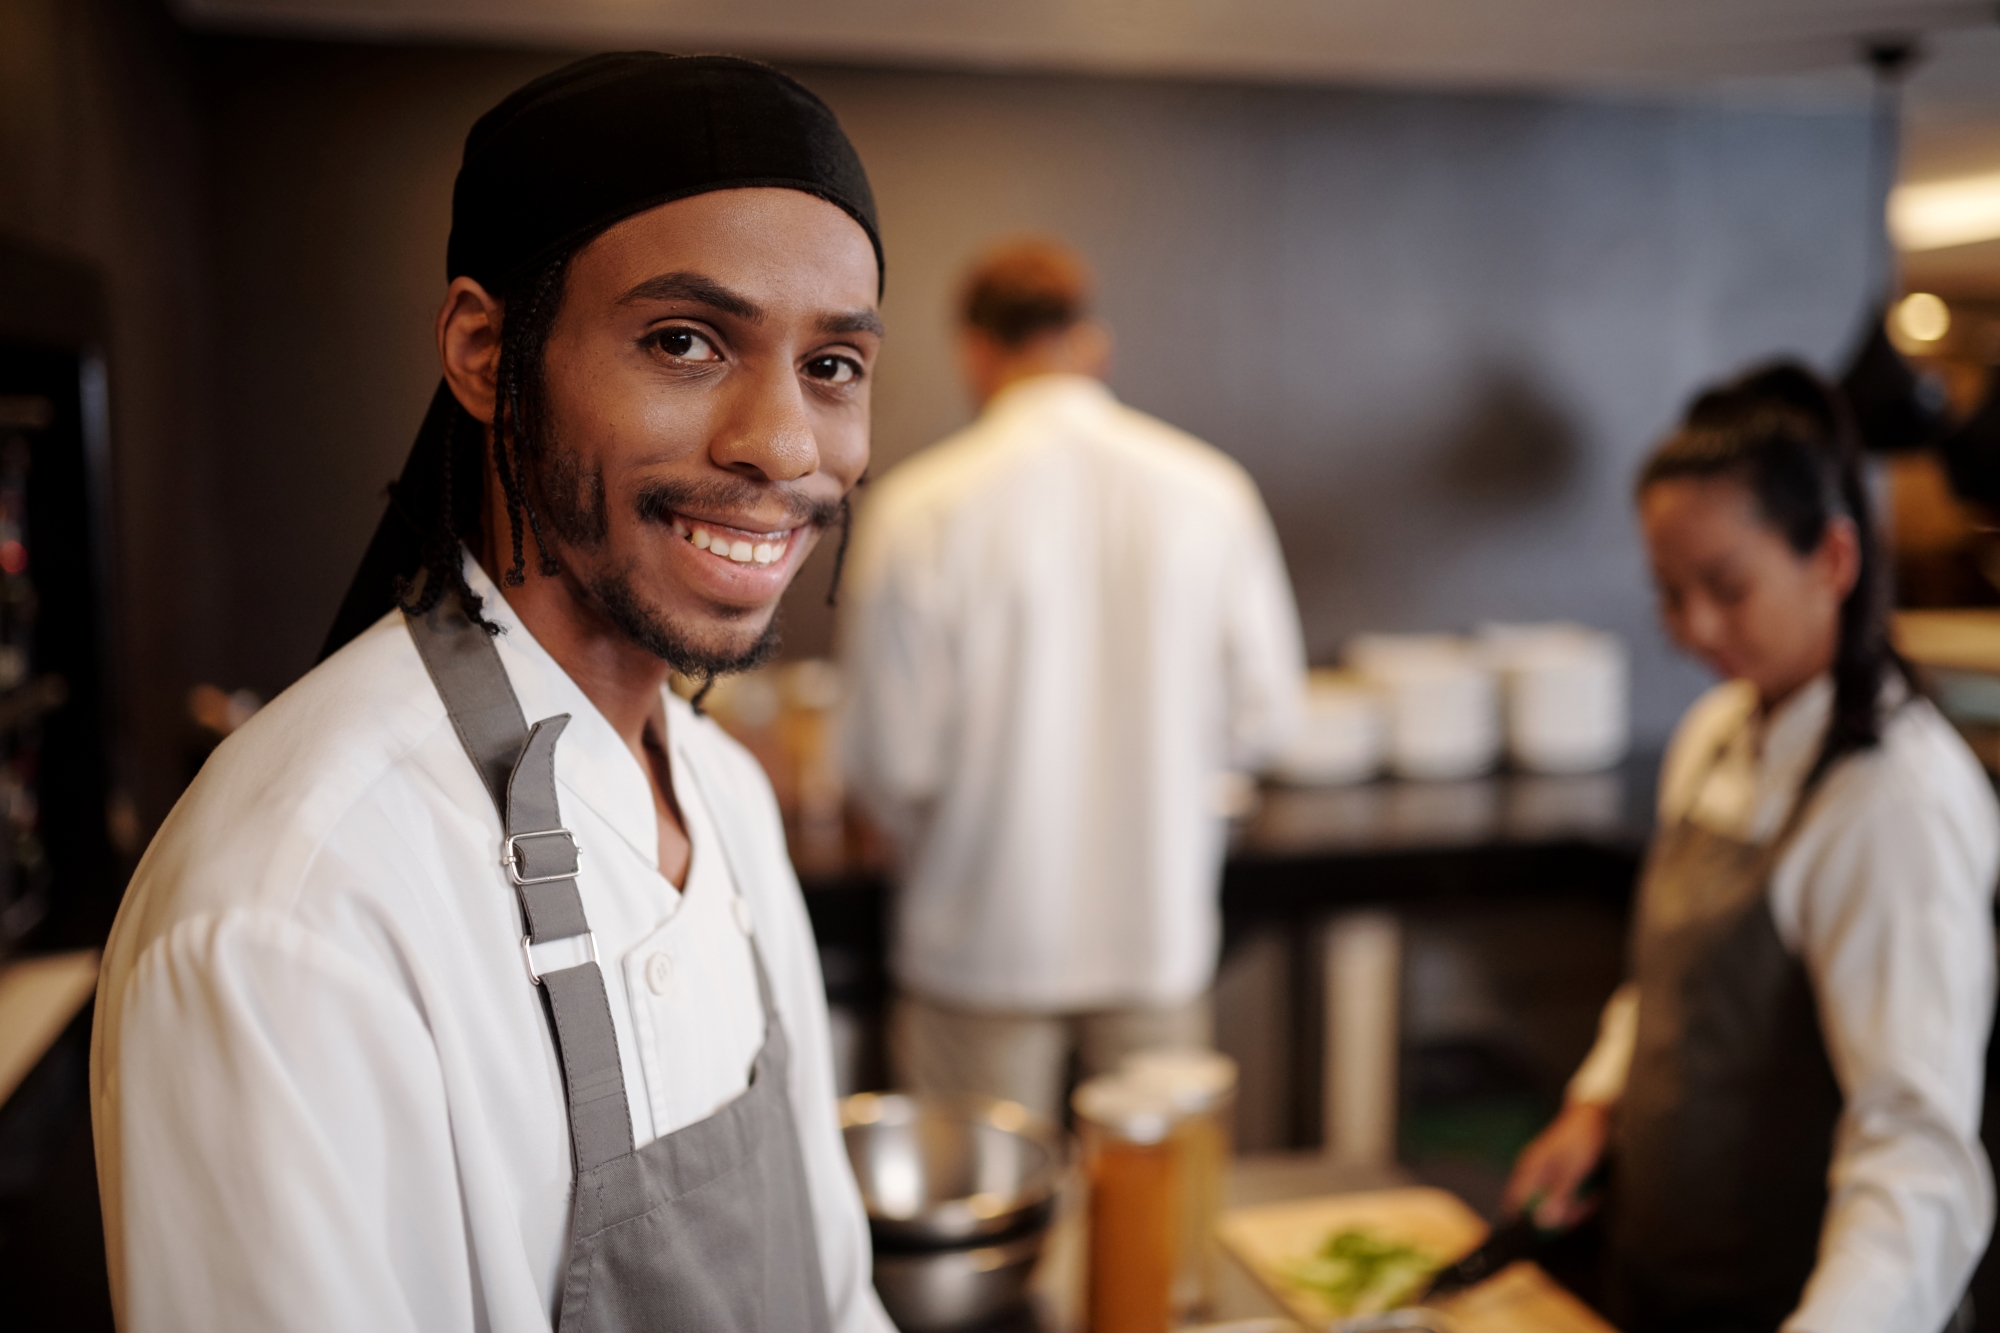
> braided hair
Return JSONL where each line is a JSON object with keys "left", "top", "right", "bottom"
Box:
{"left": 1638, "top": 361, "right": 1913, "bottom": 789}
{"left": 395, "top": 249, "right": 575, "bottom": 631}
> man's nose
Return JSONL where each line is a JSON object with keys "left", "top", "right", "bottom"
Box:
{"left": 710, "top": 363, "right": 819, "bottom": 483}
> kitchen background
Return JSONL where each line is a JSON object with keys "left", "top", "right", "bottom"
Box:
{"left": 6, "top": 1, "right": 2000, "bottom": 1327}
{"left": 12, "top": 0, "right": 1980, "bottom": 832}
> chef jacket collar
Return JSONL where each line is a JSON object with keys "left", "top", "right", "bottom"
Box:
{"left": 1722, "top": 673, "right": 1831, "bottom": 842}
{"left": 1751, "top": 672, "right": 1833, "bottom": 770}
{"left": 981, "top": 372, "right": 1116, "bottom": 425}
{"left": 455, "top": 551, "right": 669, "bottom": 872}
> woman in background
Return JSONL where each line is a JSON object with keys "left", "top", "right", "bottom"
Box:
{"left": 1506, "top": 362, "right": 2000, "bottom": 1332}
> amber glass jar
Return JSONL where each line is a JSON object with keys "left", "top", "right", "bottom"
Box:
{"left": 1072, "top": 1075, "right": 1181, "bottom": 1333}
{"left": 1122, "top": 1051, "right": 1238, "bottom": 1320}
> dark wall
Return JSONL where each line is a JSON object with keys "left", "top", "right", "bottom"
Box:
{"left": 0, "top": 0, "right": 225, "bottom": 831}
{"left": 197, "top": 45, "right": 1877, "bottom": 748}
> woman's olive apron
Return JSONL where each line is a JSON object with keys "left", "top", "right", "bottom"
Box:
{"left": 406, "top": 600, "right": 833, "bottom": 1333}
{"left": 1606, "top": 734, "right": 1844, "bottom": 1333}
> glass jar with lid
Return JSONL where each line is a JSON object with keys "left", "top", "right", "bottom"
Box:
{"left": 1072, "top": 1073, "right": 1182, "bottom": 1333}
{"left": 1122, "top": 1050, "right": 1238, "bottom": 1320}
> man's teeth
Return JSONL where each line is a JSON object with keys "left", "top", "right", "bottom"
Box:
{"left": 672, "top": 518, "right": 784, "bottom": 566}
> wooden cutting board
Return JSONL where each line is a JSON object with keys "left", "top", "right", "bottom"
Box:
{"left": 1218, "top": 1187, "right": 1616, "bottom": 1332}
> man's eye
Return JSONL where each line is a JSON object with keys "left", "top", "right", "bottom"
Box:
{"left": 805, "top": 354, "right": 861, "bottom": 385}
{"left": 652, "top": 328, "right": 720, "bottom": 362}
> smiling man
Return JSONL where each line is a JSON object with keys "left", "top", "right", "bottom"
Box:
{"left": 91, "top": 56, "right": 893, "bottom": 1332}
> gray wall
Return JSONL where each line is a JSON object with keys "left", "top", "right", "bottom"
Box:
{"left": 200, "top": 46, "right": 1878, "bottom": 748}
{"left": 821, "top": 69, "right": 1877, "bottom": 746}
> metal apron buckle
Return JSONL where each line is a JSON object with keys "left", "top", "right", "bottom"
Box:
{"left": 501, "top": 827, "right": 581, "bottom": 885}
{"left": 521, "top": 929, "right": 600, "bottom": 986}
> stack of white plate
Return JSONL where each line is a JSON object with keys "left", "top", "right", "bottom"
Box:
{"left": 1275, "top": 669, "right": 1387, "bottom": 786}
{"left": 1480, "top": 623, "right": 1630, "bottom": 774}
{"left": 1346, "top": 635, "right": 1500, "bottom": 782}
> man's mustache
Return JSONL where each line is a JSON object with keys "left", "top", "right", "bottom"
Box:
{"left": 633, "top": 477, "right": 843, "bottom": 531}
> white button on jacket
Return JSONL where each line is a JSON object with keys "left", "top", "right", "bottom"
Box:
{"left": 644, "top": 951, "right": 675, "bottom": 996}
{"left": 91, "top": 556, "right": 891, "bottom": 1333}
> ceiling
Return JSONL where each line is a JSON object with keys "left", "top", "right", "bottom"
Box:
{"left": 174, "top": 0, "right": 1998, "bottom": 98}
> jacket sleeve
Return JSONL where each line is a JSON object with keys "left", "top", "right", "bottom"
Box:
{"left": 92, "top": 909, "right": 475, "bottom": 1333}
{"left": 1783, "top": 783, "right": 1998, "bottom": 1333}
{"left": 1221, "top": 487, "right": 1307, "bottom": 771}
{"left": 1564, "top": 982, "right": 1638, "bottom": 1106}
{"left": 837, "top": 500, "right": 952, "bottom": 850}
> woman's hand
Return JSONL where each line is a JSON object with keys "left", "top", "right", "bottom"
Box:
{"left": 1504, "top": 1100, "right": 1611, "bottom": 1230}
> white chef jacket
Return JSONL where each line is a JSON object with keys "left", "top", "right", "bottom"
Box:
{"left": 1566, "top": 674, "right": 1999, "bottom": 1333}
{"left": 840, "top": 374, "right": 1307, "bottom": 1012}
{"left": 90, "top": 556, "right": 891, "bottom": 1333}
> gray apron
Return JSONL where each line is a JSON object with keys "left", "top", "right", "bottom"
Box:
{"left": 406, "top": 599, "right": 834, "bottom": 1333}
{"left": 1607, "top": 734, "right": 1843, "bottom": 1333}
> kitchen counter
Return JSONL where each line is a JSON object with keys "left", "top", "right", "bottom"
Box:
{"left": 1233, "top": 760, "right": 1652, "bottom": 863}
{"left": 805, "top": 753, "right": 1654, "bottom": 917}
{"left": 802, "top": 757, "right": 1654, "bottom": 1140}
{"left": 1216, "top": 756, "right": 1651, "bottom": 939}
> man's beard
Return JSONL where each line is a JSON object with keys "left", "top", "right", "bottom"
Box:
{"left": 588, "top": 566, "right": 784, "bottom": 680}
{"left": 538, "top": 448, "right": 831, "bottom": 681}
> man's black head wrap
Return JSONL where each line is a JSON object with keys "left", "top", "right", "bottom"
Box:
{"left": 319, "top": 53, "right": 880, "bottom": 660}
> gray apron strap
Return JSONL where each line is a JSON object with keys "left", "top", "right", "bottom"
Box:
{"left": 406, "top": 600, "right": 635, "bottom": 1172}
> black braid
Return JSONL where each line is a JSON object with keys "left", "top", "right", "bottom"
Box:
{"left": 491, "top": 258, "right": 557, "bottom": 585}
{"left": 501, "top": 258, "right": 568, "bottom": 581}
{"left": 823, "top": 470, "right": 869, "bottom": 608}
{"left": 394, "top": 395, "right": 493, "bottom": 629}
{"left": 397, "top": 250, "right": 574, "bottom": 626}
{"left": 824, "top": 496, "right": 854, "bottom": 608}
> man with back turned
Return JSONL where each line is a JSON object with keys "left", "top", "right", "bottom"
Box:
{"left": 92, "top": 54, "right": 894, "bottom": 1331}
{"left": 841, "top": 237, "right": 1307, "bottom": 1122}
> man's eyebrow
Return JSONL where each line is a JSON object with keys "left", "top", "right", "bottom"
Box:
{"left": 819, "top": 309, "right": 886, "bottom": 338}
{"left": 616, "top": 272, "right": 763, "bottom": 321}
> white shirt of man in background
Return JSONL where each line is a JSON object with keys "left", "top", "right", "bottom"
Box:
{"left": 840, "top": 238, "right": 1307, "bottom": 1120}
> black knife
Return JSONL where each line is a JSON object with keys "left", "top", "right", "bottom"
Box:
{"left": 1420, "top": 1162, "right": 1605, "bottom": 1303}
{"left": 1416, "top": 1213, "right": 1547, "bottom": 1301}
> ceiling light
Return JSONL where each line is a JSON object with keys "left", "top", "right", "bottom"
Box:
{"left": 1890, "top": 172, "right": 2000, "bottom": 252}
{"left": 1895, "top": 292, "right": 1951, "bottom": 344}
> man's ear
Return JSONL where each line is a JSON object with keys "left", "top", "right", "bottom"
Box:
{"left": 437, "top": 277, "right": 505, "bottom": 425}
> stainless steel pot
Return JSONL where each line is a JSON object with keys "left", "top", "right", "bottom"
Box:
{"left": 869, "top": 1229, "right": 1044, "bottom": 1332}
{"left": 842, "top": 1092, "right": 1066, "bottom": 1330}
{"left": 840, "top": 1091, "right": 1064, "bottom": 1247}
